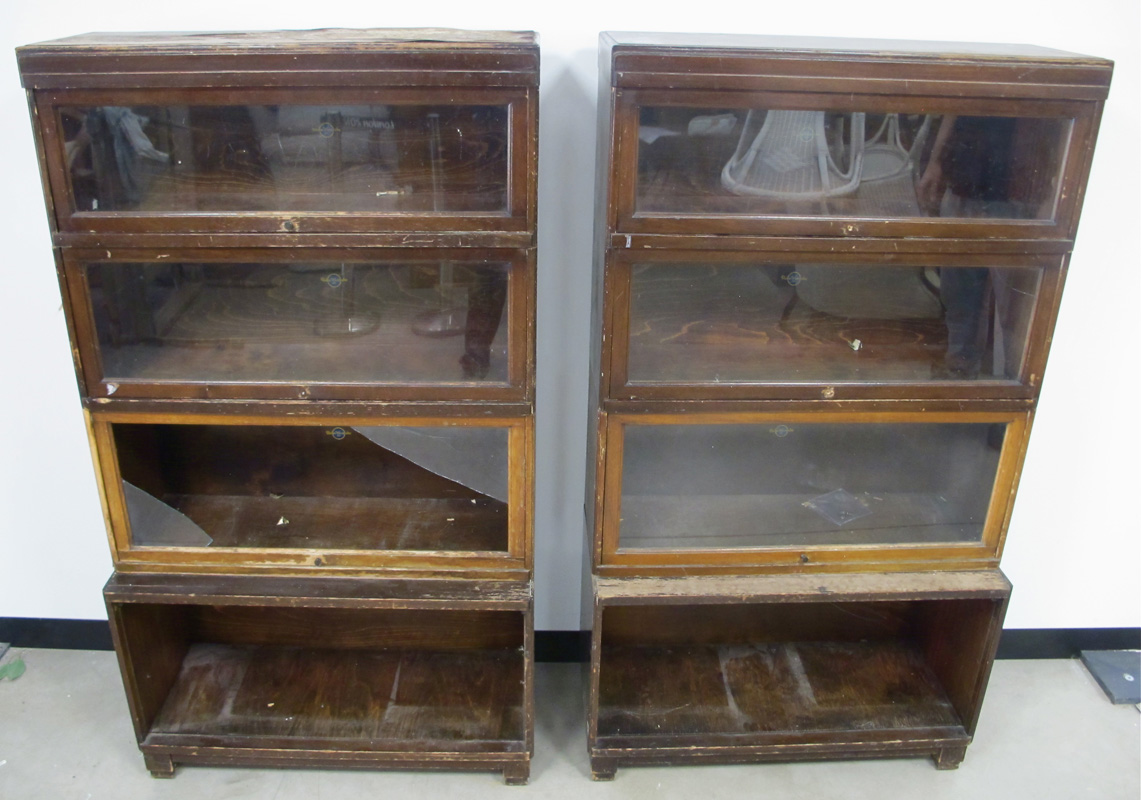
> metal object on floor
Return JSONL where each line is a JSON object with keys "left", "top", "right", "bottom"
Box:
{"left": 1080, "top": 650, "right": 1141, "bottom": 704}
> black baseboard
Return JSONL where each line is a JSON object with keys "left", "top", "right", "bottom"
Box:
{"left": 0, "top": 618, "right": 114, "bottom": 651}
{"left": 1, "top": 619, "right": 1136, "bottom": 661}
{"left": 995, "top": 628, "right": 1141, "bottom": 659}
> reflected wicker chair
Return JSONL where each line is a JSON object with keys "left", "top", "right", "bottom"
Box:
{"left": 721, "top": 110, "right": 930, "bottom": 201}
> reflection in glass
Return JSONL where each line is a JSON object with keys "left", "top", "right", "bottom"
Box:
{"left": 63, "top": 104, "right": 509, "bottom": 214}
{"left": 627, "top": 263, "right": 1040, "bottom": 384}
{"left": 618, "top": 422, "right": 1004, "bottom": 550}
{"left": 115, "top": 424, "right": 510, "bottom": 551}
{"left": 635, "top": 107, "right": 1070, "bottom": 221}
{"left": 87, "top": 261, "right": 509, "bottom": 385}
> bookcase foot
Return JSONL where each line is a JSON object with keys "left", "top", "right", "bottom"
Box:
{"left": 591, "top": 756, "right": 618, "bottom": 781}
{"left": 503, "top": 761, "right": 530, "bottom": 785}
{"left": 144, "top": 752, "right": 175, "bottom": 778}
{"left": 935, "top": 745, "right": 967, "bottom": 770}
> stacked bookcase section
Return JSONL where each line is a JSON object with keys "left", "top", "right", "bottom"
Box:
{"left": 19, "top": 28, "right": 539, "bottom": 783}
{"left": 586, "top": 32, "right": 1110, "bottom": 777}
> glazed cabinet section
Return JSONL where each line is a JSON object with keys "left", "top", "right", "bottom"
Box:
{"left": 606, "top": 250, "right": 1064, "bottom": 401}
{"left": 30, "top": 91, "right": 535, "bottom": 240}
{"left": 20, "top": 29, "right": 539, "bottom": 783}
{"left": 606, "top": 41, "right": 1108, "bottom": 241}
{"left": 597, "top": 412, "right": 1026, "bottom": 573}
{"left": 587, "top": 33, "right": 1110, "bottom": 779}
{"left": 61, "top": 247, "right": 533, "bottom": 401}
{"left": 90, "top": 414, "right": 532, "bottom": 573}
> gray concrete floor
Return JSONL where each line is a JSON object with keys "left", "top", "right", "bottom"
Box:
{"left": 0, "top": 649, "right": 1137, "bottom": 799}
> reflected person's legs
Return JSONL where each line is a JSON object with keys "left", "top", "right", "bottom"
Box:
{"left": 460, "top": 269, "right": 508, "bottom": 379}
{"left": 939, "top": 266, "right": 989, "bottom": 379}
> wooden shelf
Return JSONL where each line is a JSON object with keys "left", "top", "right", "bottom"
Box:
{"left": 588, "top": 573, "right": 1008, "bottom": 775}
{"left": 107, "top": 584, "right": 533, "bottom": 779}
{"left": 89, "top": 262, "right": 511, "bottom": 388}
{"left": 148, "top": 643, "right": 526, "bottom": 749}
{"left": 597, "top": 640, "right": 964, "bottom": 743}
{"left": 155, "top": 494, "right": 507, "bottom": 552}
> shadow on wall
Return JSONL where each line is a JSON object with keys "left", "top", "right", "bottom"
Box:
{"left": 534, "top": 51, "right": 596, "bottom": 630}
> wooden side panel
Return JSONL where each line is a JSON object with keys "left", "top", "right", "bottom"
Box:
{"left": 918, "top": 594, "right": 1009, "bottom": 733}
{"left": 108, "top": 602, "right": 191, "bottom": 741}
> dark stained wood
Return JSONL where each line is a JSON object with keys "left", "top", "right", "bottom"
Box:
{"left": 62, "top": 248, "right": 532, "bottom": 403}
{"left": 22, "top": 32, "right": 540, "bottom": 244}
{"left": 18, "top": 29, "right": 540, "bottom": 90}
{"left": 107, "top": 587, "right": 532, "bottom": 780}
{"left": 107, "top": 603, "right": 189, "bottom": 741}
{"left": 111, "top": 422, "right": 509, "bottom": 553}
{"left": 607, "top": 249, "right": 1062, "bottom": 402}
{"left": 918, "top": 595, "right": 1008, "bottom": 734}
{"left": 104, "top": 572, "right": 532, "bottom": 609}
{"left": 598, "top": 34, "right": 1110, "bottom": 244}
{"left": 23, "top": 28, "right": 538, "bottom": 781}
{"left": 587, "top": 31, "right": 1101, "bottom": 777}
{"left": 588, "top": 574, "right": 1009, "bottom": 773}
{"left": 598, "top": 641, "right": 961, "bottom": 740}
{"left": 149, "top": 645, "right": 524, "bottom": 743}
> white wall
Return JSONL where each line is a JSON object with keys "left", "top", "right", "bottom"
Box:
{"left": 1, "top": 2, "right": 1137, "bottom": 631}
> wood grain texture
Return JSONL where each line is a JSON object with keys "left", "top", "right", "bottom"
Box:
{"left": 108, "top": 586, "right": 533, "bottom": 779}
{"left": 586, "top": 31, "right": 1101, "bottom": 777}
{"left": 22, "top": 27, "right": 538, "bottom": 781}
{"left": 150, "top": 644, "right": 525, "bottom": 744}
{"left": 105, "top": 572, "right": 532, "bottom": 609}
{"left": 597, "top": 641, "right": 961, "bottom": 740}
{"left": 587, "top": 581, "right": 1008, "bottom": 773}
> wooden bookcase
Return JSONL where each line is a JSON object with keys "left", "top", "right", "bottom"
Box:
{"left": 586, "top": 32, "right": 1111, "bottom": 777}
{"left": 19, "top": 29, "right": 538, "bottom": 783}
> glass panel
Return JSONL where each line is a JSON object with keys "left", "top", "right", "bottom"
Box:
{"left": 62, "top": 104, "right": 508, "bottom": 214}
{"left": 87, "top": 261, "right": 510, "bottom": 385}
{"left": 627, "top": 263, "right": 1041, "bottom": 384}
{"left": 636, "top": 107, "right": 1071, "bottom": 221}
{"left": 619, "top": 422, "right": 1004, "bottom": 550}
{"left": 114, "top": 424, "right": 510, "bottom": 552}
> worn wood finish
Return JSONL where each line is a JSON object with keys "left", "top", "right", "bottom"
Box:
{"left": 18, "top": 29, "right": 539, "bottom": 90}
{"left": 597, "top": 409, "right": 1028, "bottom": 572}
{"left": 105, "top": 572, "right": 532, "bottom": 609}
{"left": 600, "top": 33, "right": 1110, "bottom": 244}
{"left": 61, "top": 247, "right": 534, "bottom": 403}
{"left": 587, "top": 572, "right": 1009, "bottom": 776}
{"left": 21, "top": 30, "right": 540, "bottom": 244}
{"left": 88, "top": 413, "right": 532, "bottom": 573}
{"left": 587, "top": 32, "right": 1106, "bottom": 776}
{"left": 106, "top": 581, "right": 532, "bottom": 781}
{"left": 606, "top": 249, "right": 1064, "bottom": 403}
{"left": 24, "top": 29, "right": 538, "bottom": 781}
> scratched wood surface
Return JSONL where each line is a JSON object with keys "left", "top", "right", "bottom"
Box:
{"left": 149, "top": 643, "right": 525, "bottom": 745}
{"left": 597, "top": 640, "right": 961, "bottom": 739}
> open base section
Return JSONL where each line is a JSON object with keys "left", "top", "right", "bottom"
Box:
{"left": 588, "top": 572, "right": 1008, "bottom": 777}
{"left": 107, "top": 574, "right": 532, "bottom": 783}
